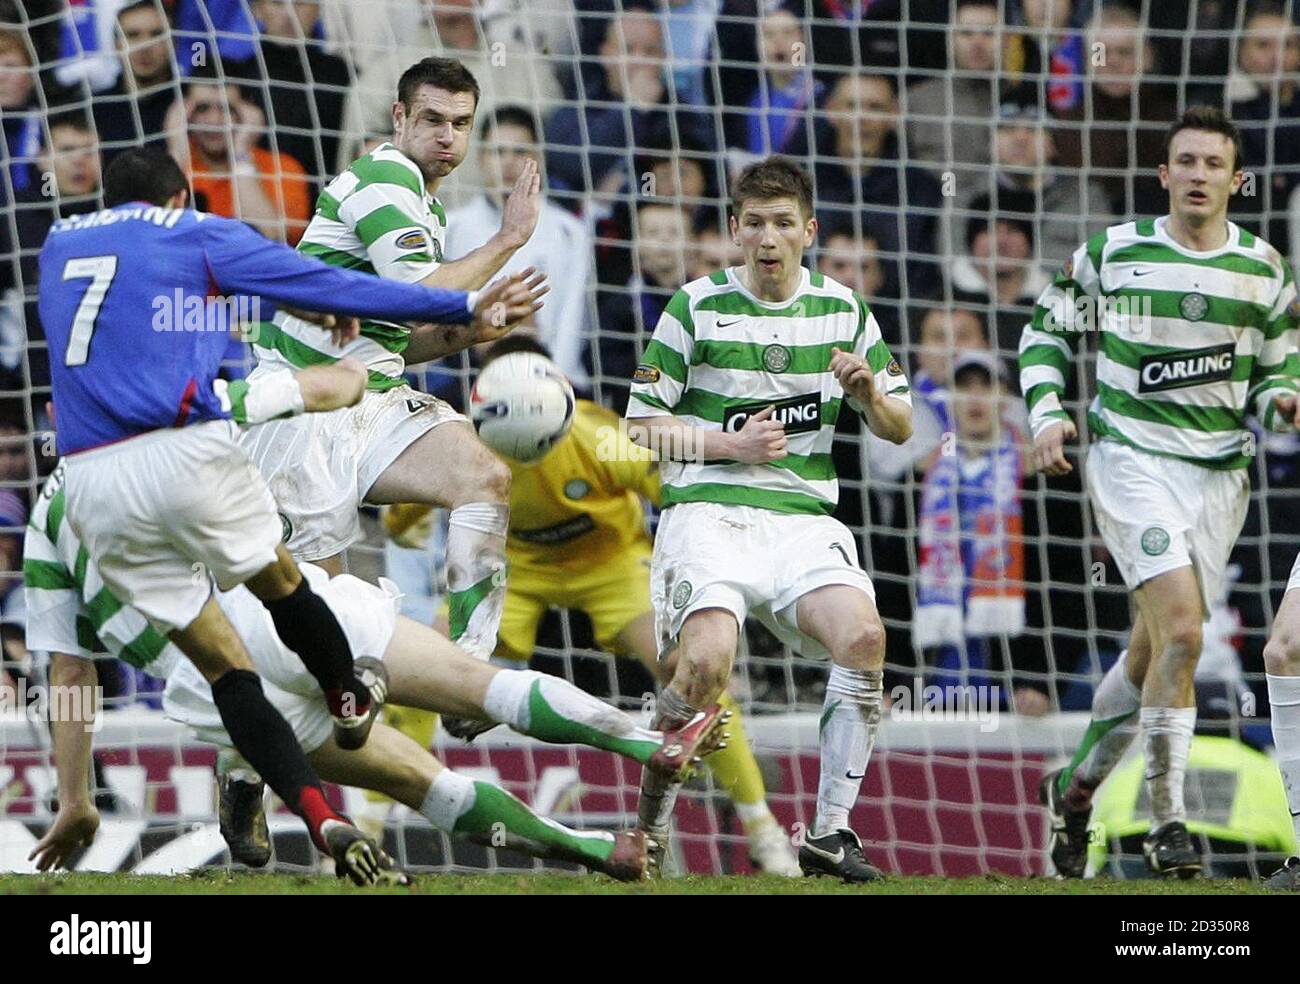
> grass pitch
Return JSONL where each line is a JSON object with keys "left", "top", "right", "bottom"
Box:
{"left": 0, "top": 871, "right": 1274, "bottom": 895}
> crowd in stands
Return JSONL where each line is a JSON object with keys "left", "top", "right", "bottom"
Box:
{"left": 2, "top": 0, "right": 1300, "bottom": 721}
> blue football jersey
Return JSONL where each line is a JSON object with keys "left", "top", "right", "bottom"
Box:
{"left": 40, "top": 204, "right": 474, "bottom": 454}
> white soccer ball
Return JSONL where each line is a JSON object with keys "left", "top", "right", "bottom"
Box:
{"left": 470, "top": 352, "right": 575, "bottom": 463}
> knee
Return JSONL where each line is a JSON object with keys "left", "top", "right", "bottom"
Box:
{"left": 832, "top": 617, "right": 886, "bottom": 669}
{"left": 1161, "top": 618, "right": 1203, "bottom": 665}
{"left": 1264, "top": 630, "right": 1300, "bottom": 676}
{"left": 467, "top": 449, "right": 511, "bottom": 504}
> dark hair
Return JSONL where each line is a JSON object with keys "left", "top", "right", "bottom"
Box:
{"left": 103, "top": 147, "right": 189, "bottom": 207}
{"left": 118, "top": 0, "right": 168, "bottom": 21}
{"left": 45, "top": 109, "right": 93, "bottom": 138}
{"left": 731, "top": 155, "right": 814, "bottom": 219}
{"left": 481, "top": 333, "right": 552, "bottom": 366}
{"left": 481, "top": 105, "right": 539, "bottom": 143}
{"left": 1244, "top": 0, "right": 1289, "bottom": 24}
{"left": 398, "top": 57, "right": 480, "bottom": 111}
{"left": 1163, "top": 105, "right": 1243, "bottom": 173}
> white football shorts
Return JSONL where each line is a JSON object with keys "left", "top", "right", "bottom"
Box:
{"left": 163, "top": 562, "right": 401, "bottom": 753}
{"left": 1086, "top": 439, "right": 1249, "bottom": 613}
{"left": 63, "top": 419, "right": 282, "bottom": 633}
{"left": 240, "top": 369, "right": 465, "bottom": 561}
{"left": 650, "top": 500, "right": 876, "bottom": 661}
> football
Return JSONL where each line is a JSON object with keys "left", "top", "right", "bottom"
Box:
{"left": 470, "top": 352, "right": 576, "bottom": 463}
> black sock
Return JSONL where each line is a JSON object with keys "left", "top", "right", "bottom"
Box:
{"left": 210, "top": 669, "right": 340, "bottom": 851}
{"left": 261, "top": 578, "right": 366, "bottom": 716}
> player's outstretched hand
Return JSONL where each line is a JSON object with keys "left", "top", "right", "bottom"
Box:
{"left": 278, "top": 306, "right": 362, "bottom": 348}
{"left": 29, "top": 800, "right": 99, "bottom": 871}
{"left": 499, "top": 158, "right": 542, "bottom": 248}
{"left": 472, "top": 268, "right": 549, "bottom": 340}
{"left": 731, "top": 405, "right": 788, "bottom": 464}
{"left": 1270, "top": 393, "right": 1299, "bottom": 431}
{"left": 1033, "top": 418, "right": 1078, "bottom": 476}
{"left": 296, "top": 357, "right": 368, "bottom": 412}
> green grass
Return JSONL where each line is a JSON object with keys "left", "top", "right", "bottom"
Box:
{"left": 0, "top": 871, "right": 1275, "bottom": 895}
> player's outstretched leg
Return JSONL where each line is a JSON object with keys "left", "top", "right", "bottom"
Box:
{"left": 311, "top": 723, "right": 653, "bottom": 881}
{"left": 1040, "top": 630, "right": 1149, "bottom": 877}
{"left": 1134, "top": 568, "right": 1203, "bottom": 879}
{"left": 246, "top": 546, "right": 382, "bottom": 749}
{"left": 793, "top": 586, "right": 886, "bottom": 883}
{"left": 1263, "top": 574, "right": 1300, "bottom": 890}
{"left": 380, "top": 617, "right": 729, "bottom": 778}
{"left": 173, "top": 599, "right": 406, "bottom": 886}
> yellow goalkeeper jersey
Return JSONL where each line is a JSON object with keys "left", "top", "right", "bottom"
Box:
{"left": 384, "top": 400, "right": 659, "bottom": 571}
{"left": 507, "top": 400, "right": 659, "bottom": 572}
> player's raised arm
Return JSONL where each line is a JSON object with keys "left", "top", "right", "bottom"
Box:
{"left": 1248, "top": 264, "right": 1300, "bottom": 432}
{"left": 417, "top": 158, "right": 542, "bottom": 291}
{"left": 199, "top": 214, "right": 480, "bottom": 326}
{"left": 1019, "top": 234, "right": 1103, "bottom": 474}
{"left": 401, "top": 268, "right": 550, "bottom": 365}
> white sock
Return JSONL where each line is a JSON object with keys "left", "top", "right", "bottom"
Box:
{"left": 482, "top": 668, "right": 541, "bottom": 729}
{"left": 1267, "top": 673, "right": 1300, "bottom": 845}
{"left": 736, "top": 801, "right": 775, "bottom": 829}
{"left": 445, "top": 502, "right": 509, "bottom": 660}
{"left": 1077, "top": 650, "right": 1143, "bottom": 788}
{"left": 814, "top": 666, "right": 882, "bottom": 837}
{"left": 1140, "top": 705, "right": 1196, "bottom": 827}
{"left": 418, "top": 769, "right": 476, "bottom": 832}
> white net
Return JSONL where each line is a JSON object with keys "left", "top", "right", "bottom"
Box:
{"left": 3, "top": 0, "right": 1300, "bottom": 879}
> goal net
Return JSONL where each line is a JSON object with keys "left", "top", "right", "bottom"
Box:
{"left": 3, "top": 0, "right": 1299, "bottom": 879}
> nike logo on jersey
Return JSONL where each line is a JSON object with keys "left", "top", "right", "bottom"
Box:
{"left": 716, "top": 318, "right": 743, "bottom": 328}
{"left": 1132, "top": 268, "right": 1153, "bottom": 276}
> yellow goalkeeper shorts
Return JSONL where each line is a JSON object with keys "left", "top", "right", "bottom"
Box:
{"left": 497, "top": 545, "right": 653, "bottom": 662}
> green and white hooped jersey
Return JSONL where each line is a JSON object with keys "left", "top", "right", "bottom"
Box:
{"left": 627, "top": 267, "right": 910, "bottom": 516}
{"left": 22, "top": 461, "right": 180, "bottom": 676}
{"left": 1019, "top": 216, "right": 1300, "bottom": 469}
{"left": 252, "top": 142, "right": 446, "bottom": 390}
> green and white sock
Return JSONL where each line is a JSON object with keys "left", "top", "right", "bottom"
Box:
{"left": 1058, "top": 650, "right": 1141, "bottom": 806}
{"left": 446, "top": 503, "right": 509, "bottom": 660}
{"left": 484, "top": 669, "right": 663, "bottom": 764}
{"left": 419, "top": 769, "right": 615, "bottom": 867}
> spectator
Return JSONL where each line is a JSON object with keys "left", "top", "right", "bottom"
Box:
{"left": 165, "top": 67, "right": 312, "bottom": 243}
{"left": 951, "top": 197, "right": 1050, "bottom": 356}
{"left": 948, "top": 86, "right": 1114, "bottom": 269}
{"left": 91, "top": 1, "right": 180, "bottom": 161}
{"left": 815, "top": 223, "right": 896, "bottom": 341}
{"left": 1004, "top": 0, "right": 1089, "bottom": 113}
{"left": 791, "top": 72, "right": 943, "bottom": 298}
{"left": 865, "top": 305, "right": 991, "bottom": 483}
{"left": 1052, "top": 5, "right": 1177, "bottom": 217}
{"left": 546, "top": 5, "right": 713, "bottom": 204}
{"left": 1229, "top": 0, "right": 1300, "bottom": 247}
{"left": 724, "top": 3, "right": 823, "bottom": 155}
{"left": 225, "top": 0, "right": 350, "bottom": 191}
{"left": 445, "top": 105, "right": 595, "bottom": 388}
{"left": 905, "top": 0, "right": 1000, "bottom": 175}
{"left": 55, "top": 0, "right": 129, "bottom": 94}
{"left": 687, "top": 208, "right": 742, "bottom": 281}
{"left": 337, "top": 0, "right": 564, "bottom": 185}
{"left": 914, "top": 351, "right": 1045, "bottom": 714}
{"left": 0, "top": 112, "right": 102, "bottom": 401}
{"left": 1, "top": 28, "right": 42, "bottom": 196}
{"left": 663, "top": 0, "right": 721, "bottom": 107}
{"left": 594, "top": 199, "right": 691, "bottom": 411}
